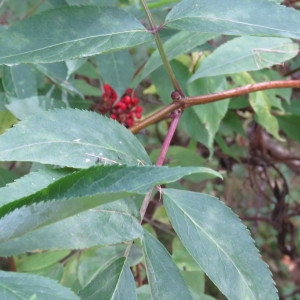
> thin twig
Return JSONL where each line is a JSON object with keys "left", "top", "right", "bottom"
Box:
{"left": 130, "top": 80, "right": 300, "bottom": 134}
{"left": 139, "top": 110, "right": 182, "bottom": 221}
{"left": 139, "top": 0, "right": 184, "bottom": 97}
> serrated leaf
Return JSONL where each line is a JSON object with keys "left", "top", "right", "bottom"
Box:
{"left": 3, "top": 64, "right": 37, "bottom": 98}
{"left": 0, "top": 169, "right": 19, "bottom": 188}
{"left": 95, "top": 50, "right": 134, "bottom": 99}
{"left": 0, "top": 6, "right": 151, "bottom": 65}
{"left": 163, "top": 188, "right": 278, "bottom": 300}
{"left": 0, "top": 199, "right": 143, "bottom": 256}
{"left": 0, "top": 167, "right": 70, "bottom": 205}
{"left": 0, "top": 109, "right": 151, "bottom": 168}
{"left": 133, "top": 31, "right": 215, "bottom": 85}
{"left": 0, "top": 165, "right": 219, "bottom": 244}
{"left": 0, "top": 270, "right": 79, "bottom": 300}
{"left": 78, "top": 257, "right": 136, "bottom": 300}
{"left": 143, "top": 231, "right": 192, "bottom": 300}
{"left": 166, "top": 0, "right": 300, "bottom": 39}
{"left": 190, "top": 37, "right": 298, "bottom": 80}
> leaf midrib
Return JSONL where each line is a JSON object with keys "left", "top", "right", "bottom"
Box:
{"left": 0, "top": 29, "right": 148, "bottom": 61}
{"left": 172, "top": 199, "right": 256, "bottom": 299}
{"left": 168, "top": 16, "right": 297, "bottom": 34}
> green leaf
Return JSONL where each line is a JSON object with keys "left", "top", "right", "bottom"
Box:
{"left": 0, "top": 167, "right": 70, "bottom": 205}
{"left": 17, "top": 250, "right": 70, "bottom": 272}
{"left": 95, "top": 50, "right": 134, "bottom": 99}
{"left": 66, "top": 0, "right": 117, "bottom": 5}
{"left": 0, "top": 110, "right": 18, "bottom": 134}
{"left": 172, "top": 237, "right": 206, "bottom": 299}
{"left": 78, "top": 257, "right": 137, "bottom": 300}
{"left": 73, "top": 80, "right": 101, "bottom": 96}
{"left": 166, "top": 0, "right": 300, "bottom": 39}
{"left": 143, "top": 231, "right": 192, "bottom": 300}
{"left": 190, "top": 37, "right": 298, "bottom": 80}
{"left": 151, "top": 60, "right": 189, "bottom": 103}
{"left": 172, "top": 237, "right": 202, "bottom": 272}
{"left": 66, "top": 58, "right": 87, "bottom": 78}
{"left": 0, "top": 199, "right": 143, "bottom": 255}
{"left": 6, "top": 96, "right": 67, "bottom": 120}
{"left": 250, "top": 69, "right": 292, "bottom": 107}
{"left": 0, "top": 165, "right": 219, "bottom": 244}
{"left": 0, "top": 108, "right": 151, "bottom": 168}
{"left": 277, "top": 115, "right": 300, "bottom": 143}
{"left": 150, "top": 146, "right": 205, "bottom": 167}
{"left": 34, "top": 62, "right": 83, "bottom": 96}
{"left": 250, "top": 91, "right": 283, "bottom": 141}
{"left": 0, "top": 6, "right": 151, "bottom": 65}
{"left": 0, "top": 169, "right": 19, "bottom": 188}
{"left": 183, "top": 76, "right": 229, "bottom": 154}
{"left": 137, "top": 285, "right": 151, "bottom": 300}
{"left": 133, "top": 31, "right": 215, "bottom": 85}
{"left": 0, "top": 270, "right": 79, "bottom": 300}
{"left": 3, "top": 65, "right": 37, "bottom": 98}
{"left": 163, "top": 188, "right": 278, "bottom": 300}
{"left": 77, "top": 243, "right": 142, "bottom": 288}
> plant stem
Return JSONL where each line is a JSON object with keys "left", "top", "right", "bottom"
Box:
{"left": 130, "top": 80, "right": 300, "bottom": 134}
{"left": 156, "top": 110, "right": 181, "bottom": 166}
{"left": 139, "top": 110, "right": 182, "bottom": 221}
{"left": 140, "top": 0, "right": 184, "bottom": 97}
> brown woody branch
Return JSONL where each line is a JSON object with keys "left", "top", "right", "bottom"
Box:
{"left": 130, "top": 80, "right": 300, "bottom": 134}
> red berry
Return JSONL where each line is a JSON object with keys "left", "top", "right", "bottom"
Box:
{"left": 103, "top": 84, "right": 117, "bottom": 101}
{"left": 132, "top": 97, "right": 139, "bottom": 105}
{"left": 115, "top": 101, "right": 127, "bottom": 111}
{"left": 123, "top": 95, "right": 131, "bottom": 104}
{"left": 135, "top": 106, "right": 143, "bottom": 113}
{"left": 135, "top": 112, "right": 142, "bottom": 119}
{"left": 125, "top": 118, "right": 134, "bottom": 127}
{"left": 110, "top": 114, "right": 117, "bottom": 119}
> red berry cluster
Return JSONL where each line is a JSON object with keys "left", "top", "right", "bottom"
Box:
{"left": 92, "top": 84, "right": 142, "bottom": 128}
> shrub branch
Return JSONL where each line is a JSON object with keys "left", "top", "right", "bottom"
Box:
{"left": 130, "top": 80, "right": 300, "bottom": 134}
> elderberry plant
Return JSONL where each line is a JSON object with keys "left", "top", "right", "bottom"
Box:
{"left": 0, "top": 0, "right": 300, "bottom": 299}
